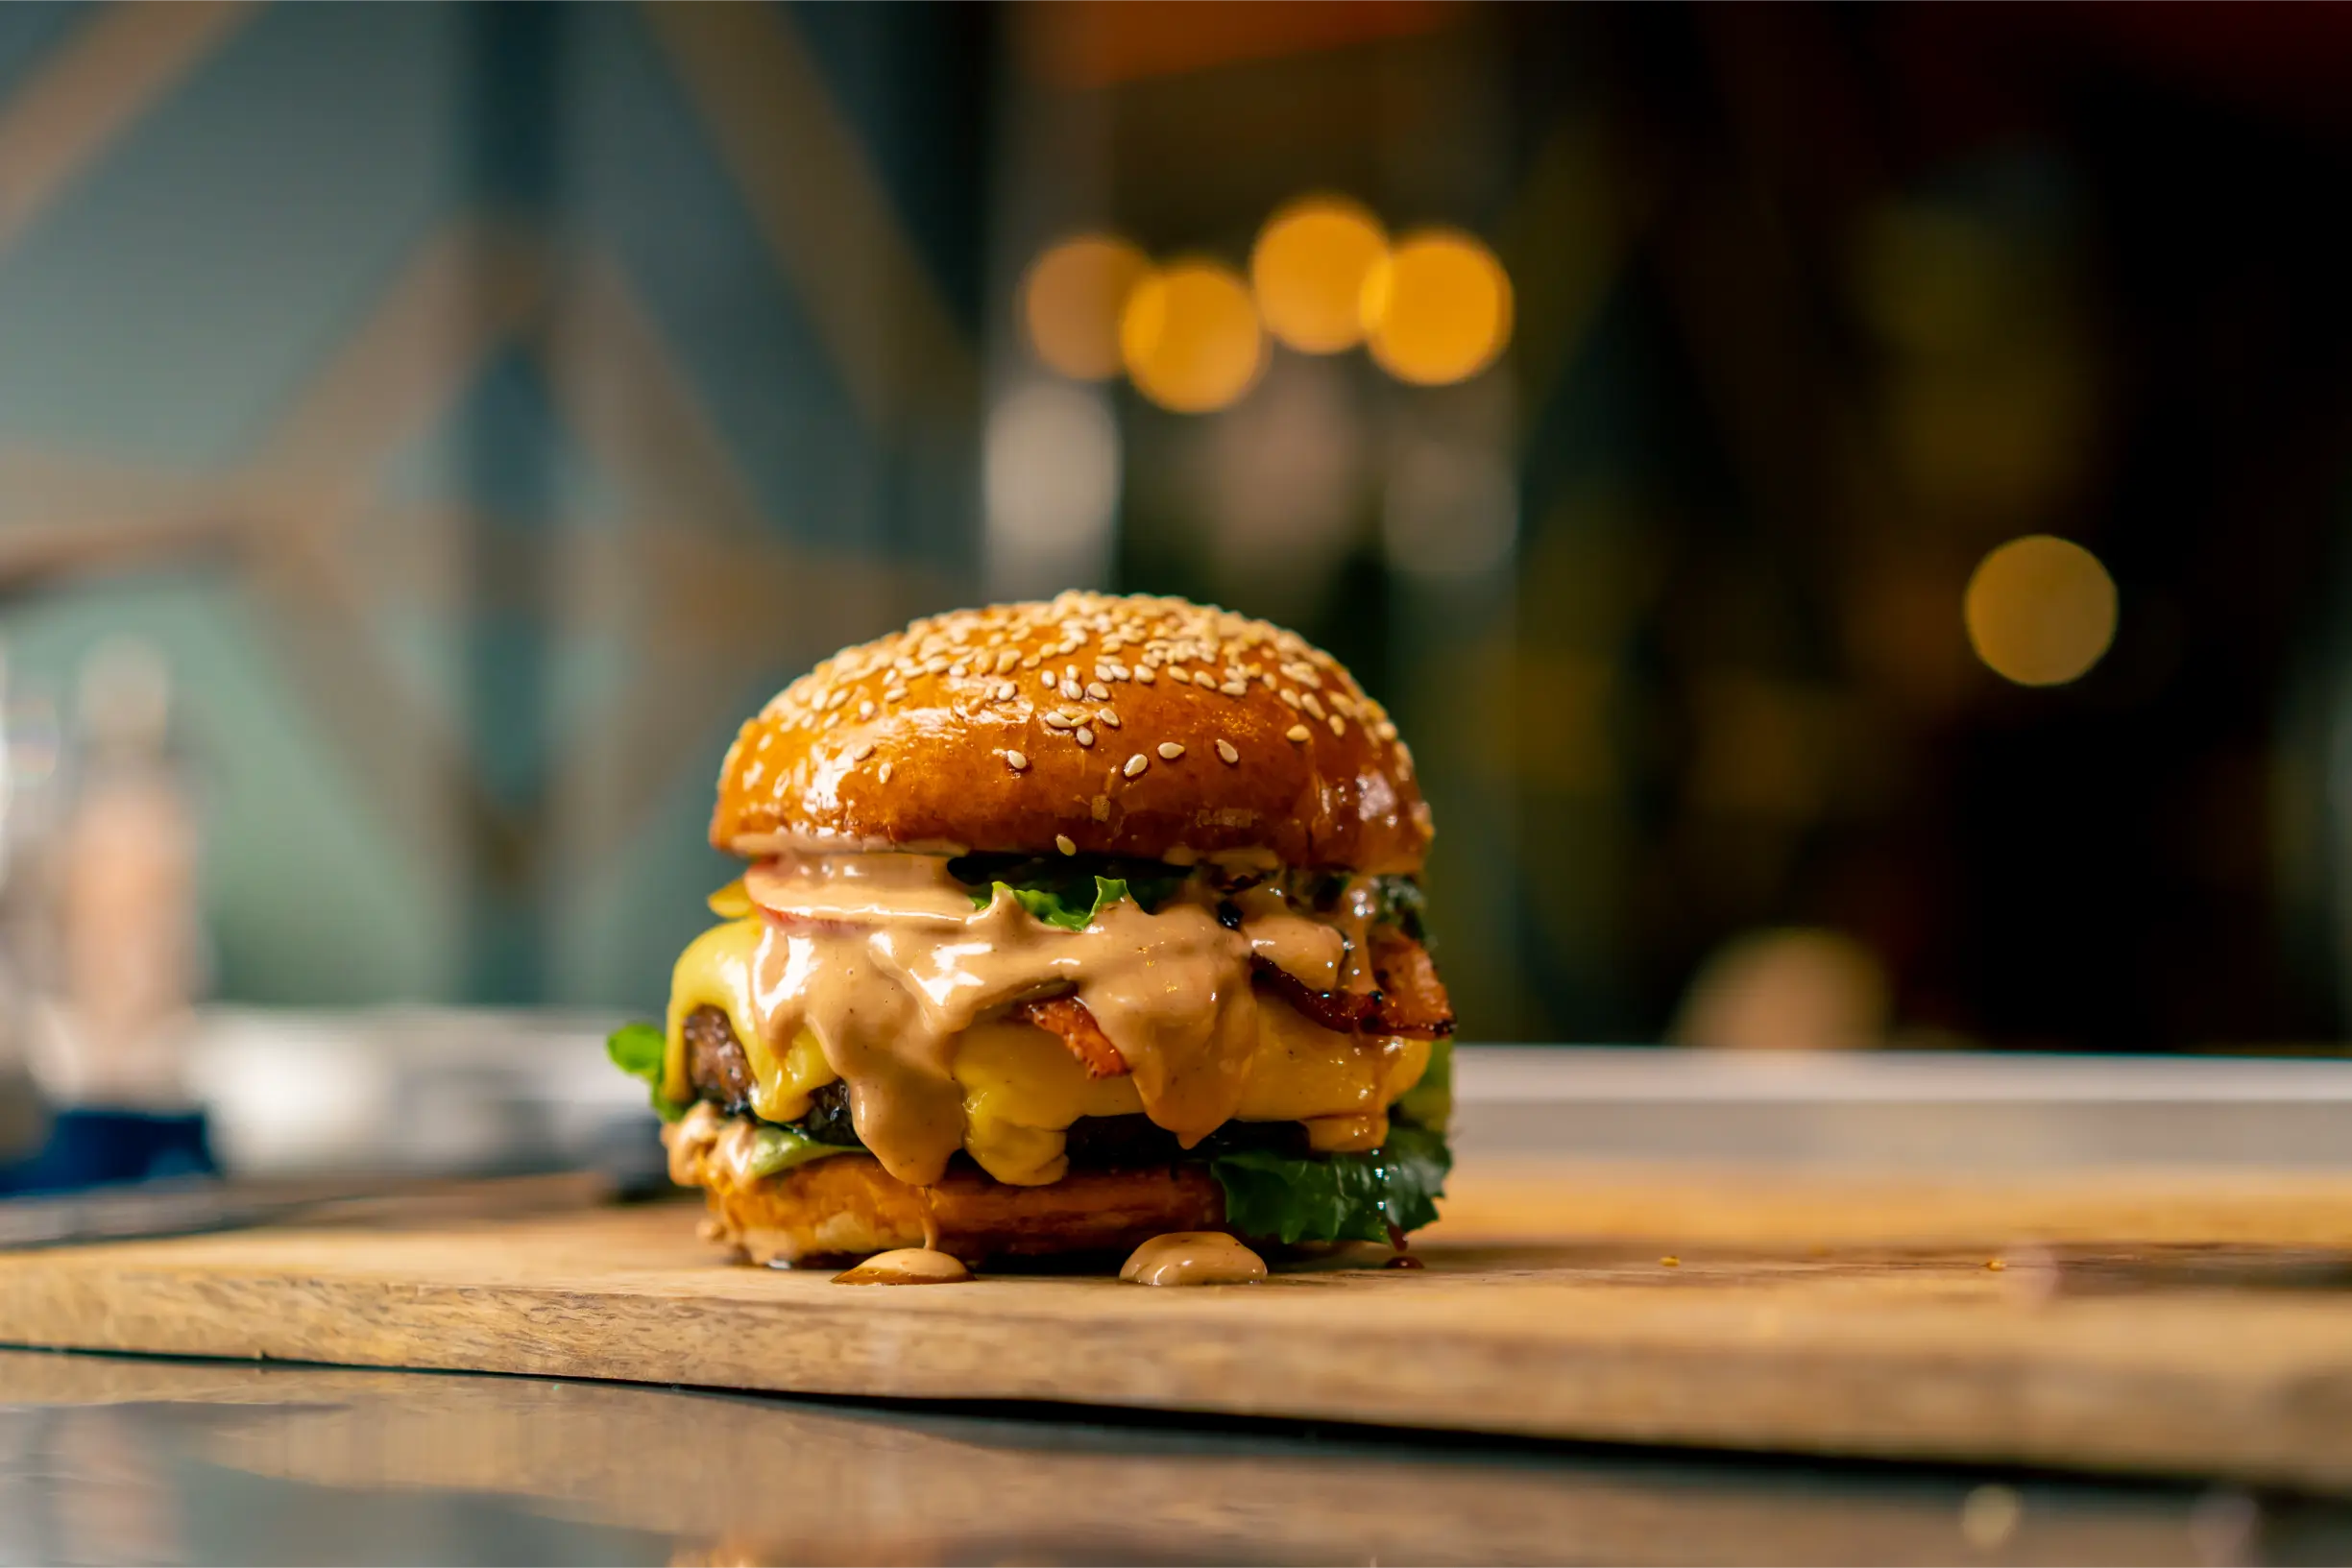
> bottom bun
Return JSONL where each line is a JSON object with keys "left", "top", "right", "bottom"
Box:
{"left": 682, "top": 1140, "right": 1229, "bottom": 1266}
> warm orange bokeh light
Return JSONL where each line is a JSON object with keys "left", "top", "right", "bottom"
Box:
{"left": 1361, "top": 229, "right": 1514, "bottom": 385}
{"left": 1022, "top": 234, "right": 1152, "bottom": 381}
{"left": 1250, "top": 197, "right": 1388, "bottom": 354}
{"left": 1964, "top": 535, "right": 2118, "bottom": 687}
{"left": 1120, "top": 259, "right": 1266, "bottom": 413}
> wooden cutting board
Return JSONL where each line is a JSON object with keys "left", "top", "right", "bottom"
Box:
{"left": 9, "top": 1156, "right": 2352, "bottom": 1491}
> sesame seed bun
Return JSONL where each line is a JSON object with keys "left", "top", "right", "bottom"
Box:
{"left": 712, "top": 592, "right": 1432, "bottom": 873}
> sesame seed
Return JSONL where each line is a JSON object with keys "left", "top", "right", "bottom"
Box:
{"left": 1091, "top": 795, "right": 1110, "bottom": 820}
{"left": 1021, "top": 654, "right": 1040, "bottom": 668}
{"left": 1076, "top": 727, "right": 1095, "bottom": 746}
{"left": 1216, "top": 738, "right": 1239, "bottom": 764}
{"left": 852, "top": 740, "right": 876, "bottom": 760}
{"left": 1220, "top": 680, "right": 1248, "bottom": 696}
{"left": 885, "top": 688, "right": 908, "bottom": 705}
{"left": 995, "top": 649, "right": 1020, "bottom": 674}
{"left": 1157, "top": 741, "right": 1186, "bottom": 760}
{"left": 1280, "top": 689, "right": 1300, "bottom": 708}
{"left": 1097, "top": 710, "right": 1121, "bottom": 729}
{"left": 1328, "top": 713, "right": 1346, "bottom": 736}
{"left": 1300, "top": 692, "right": 1325, "bottom": 720}
{"left": 1135, "top": 667, "right": 1157, "bottom": 685}
{"left": 1061, "top": 678, "right": 1083, "bottom": 701}
{"left": 1040, "top": 673, "right": 1058, "bottom": 692}
{"left": 949, "top": 663, "right": 968, "bottom": 678}
{"left": 1286, "top": 724, "right": 1311, "bottom": 743}
{"left": 1055, "top": 834, "right": 1077, "bottom": 856}
{"left": 878, "top": 761, "right": 893, "bottom": 784}
{"left": 1042, "top": 712, "right": 1072, "bottom": 730}
{"left": 995, "top": 682, "right": 1017, "bottom": 700}
{"left": 1123, "top": 753, "right": 1150, "bottom": 778}
{"left": 1006, "top": 750, "right": 1030, "bottom": 771}
{"left": 1086, "top": 682, "right": 1111, "bottom": 701}
{"left": 857, "top": 701, "right": 875, "bottom": 720}
{"left": 1166, "top": 667, "right": 1189, "bottom": 684}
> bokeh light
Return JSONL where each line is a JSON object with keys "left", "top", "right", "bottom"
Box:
{"left": 1120, "top": 258, "right": 1266, "bottom": 413}
{"left": 1021, "top": 234, "right": 1152, "bottom": 380}
{"left": 984, "top": 382, "right": 1122, "bottom": 557}
{"left": 1360, "top": 229, "right": 1513, "bottom": 386}
{"left": 1963, "top": 535, "right": 2119, "bottom": 687}
{"left": 1249, "top": 196, "right": 1388, "bottom": 353}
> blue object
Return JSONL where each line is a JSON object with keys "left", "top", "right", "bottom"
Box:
{"left": 0, "top": 1106, "right": 217, "bottom": 1196}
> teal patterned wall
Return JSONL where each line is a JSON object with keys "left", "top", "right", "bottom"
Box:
{"left": 0, "top": 2, "right": 982, "bottom": 1013}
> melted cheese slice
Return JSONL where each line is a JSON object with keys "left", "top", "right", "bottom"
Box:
{"left": 666, "top": 915, "right": 1429, "bottom": 1186}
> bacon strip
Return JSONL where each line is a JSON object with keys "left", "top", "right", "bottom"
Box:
{"left": 1369, "top": 928, "right": 1455, "bottom": 1037}
{"left": 1012, "top": 995, "right": 1131, "bottom": 1078}
{"left": 1251, "top": 956, "right": 1379, "bottom": 1033}
{"left": 1251, "top": 931, "right": 1455, "bottom": 1040}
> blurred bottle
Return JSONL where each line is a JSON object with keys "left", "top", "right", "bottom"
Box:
{"left": 25, "top": 639, "right": 205, "bottom": 1111}
{"left": 0, "top": 642, "right": 53, "bottom": 1160}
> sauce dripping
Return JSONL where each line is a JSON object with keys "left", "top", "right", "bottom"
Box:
{"left": 831, "top": 1247, "right": 973, "bottom": 1286}
{"left": 734, "top": 856, "right": 1272, "bottom": 1185}
{"left": 1120, "top": 1231, "right": 1268, "bottom": 1286}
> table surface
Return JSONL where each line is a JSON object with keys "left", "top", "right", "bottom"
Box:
{"left": 22, "top": 1162, "right": 2352, "bottom": 1492}
{"left": 6, "top": 1347, "right": 2349, "bottom": 1567}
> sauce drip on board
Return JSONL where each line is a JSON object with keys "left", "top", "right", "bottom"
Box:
{"left": 831, "top": 1247, "right": 973, "bottom": 1286}
{"left": 1120, "top": 1231, "right": 1269, "bottom": 1286}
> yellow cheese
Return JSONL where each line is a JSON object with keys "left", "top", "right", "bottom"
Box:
{"left": 954, "top": 1021, "right": 1145, "bottom": 1185}
{"left": 706, "top": 879, "right": 755, "bottom": 919}
{"left": 667, "top": 915, "right": 1434, "bottom": 1184}
{"left": 664, "top": 918, "right": 835, "bottom": 1122}
{"left": 1236, "top": 1002, "right": 1430, "bottom": 1123}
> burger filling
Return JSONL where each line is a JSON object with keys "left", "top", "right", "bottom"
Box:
{"left": 608, "top": 851, "right": 1454, "bottom": 1246}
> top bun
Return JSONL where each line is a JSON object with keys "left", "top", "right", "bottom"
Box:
{"left": 712, "top": 592, "right": 1431, "bottom": 873}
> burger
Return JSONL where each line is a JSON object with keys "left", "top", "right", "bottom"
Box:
{"left": 606, "top": 592, "right": 1454, "bottom": 1266}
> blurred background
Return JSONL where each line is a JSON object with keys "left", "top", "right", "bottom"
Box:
{"left": 4, "top": 0, "right": 2352, "bottom": 1174}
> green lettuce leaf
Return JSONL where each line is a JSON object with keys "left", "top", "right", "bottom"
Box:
{"left": 992, "top": 875, "right": 1126, "bottom": 932}
{"left": 1209, "top": 1122, "right": 1451, "bottom": 1246}
{"left": 1370, "top": 874, "right": 1429, "bottom": 943}
{"left": 951, "top": 852, "right": 1188, "bottom": 929}
{"left": 606, "top": 1022, "right": 689, "bottom": 1122}
{"left": 740, "top": 1122, "right": 859, "bottom": 1179}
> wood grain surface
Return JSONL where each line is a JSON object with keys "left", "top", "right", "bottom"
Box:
{"left": 8, "top": 1157, "right": 2352, "bottom": 1490}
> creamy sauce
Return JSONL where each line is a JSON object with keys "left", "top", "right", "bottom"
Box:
{"left": 667, "top": 854, "right": 1430, "bottom": 1190}
{"left": 1242, "top": 912, "right": 1346, "bottom": 990}
{"left": 704, "top": 855, "right": 1329, "bottom": 1187}
{"left": 830, "top": 1247, "right": 972, "bottom": 1285}
{"left": 666, "top": 1100, "right": 725, "bottom": 1187}
{"left": 1120, "top": 1231, "right": 1268, "bottom": 1286}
